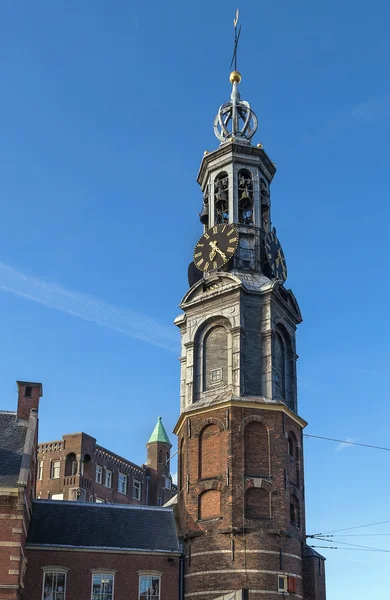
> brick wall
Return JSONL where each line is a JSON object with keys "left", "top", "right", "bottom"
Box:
{"left": 177, "top": 403, "right": 306, "bottom": 600}
{"left": 23, "top": 548, "right": 180, "bottom": 600}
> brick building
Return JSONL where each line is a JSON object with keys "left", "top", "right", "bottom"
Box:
{"left": 23, "top": 500, "right": 181, "bottom": 600}
{"left": 36, "top": 417, "right": 175, "bottom": 506}
{"left": 0, "top": 382, "right": 42, "bottom": 600}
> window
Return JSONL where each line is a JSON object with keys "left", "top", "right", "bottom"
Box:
{"left": 25, "top": 386, "right": 32, "bottom": 397}
{"left": 42, "top": 570, "right": 67, "bottom": 600}
{"left": 290, "top": 495, "right": 300, "bottom": 528}
{"left": 278, "top": 575, "right": 287, "bottom": 593}
{"left": 49, "top": 493, "right": 64, "bottom": 500}
{"left": 105, "top": 469, "right": 112, "bottom": 488}
{"left": 158, "top": 449, "right": 163, "bottom": 464}
{"left": 50, "top": 460, "right": 60, "bottom": 479}
{"left": 118, "top": 473, "right": 128, "bottom": 495}
{"left": 91, "top": 573, "right": 114, "bottom": 600}
{"left": 38, "top": 460, "right": 43, "bottom": 480}
{"left": 288, "top": 436, "right": 294, "bottom": 458}
{"left": 139, "top": 575, "right": 160, "bottom": 600}
{"left": 133, "top": 479, "right": 141, "bottom": 500}
{"left": 210, "top": 368, "right": 222, "bottom": 382}
{"left": 165, "top": 477, "right": 171, "bottom": 490}
{"left": 165, "top": 452, "right": 169, "bottom": 466}
{"left": 96, "top": 465, "right": 103, "bottom": 484}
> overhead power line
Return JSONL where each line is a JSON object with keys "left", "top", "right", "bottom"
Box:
{"left": 309, "top": 519, "right": 390, "bottom": 537}
{"left": 313, "top": 537, "right": 390, "bottom": 554}
{"left": 304, "top": 434, "right": 390, "bottom": 452}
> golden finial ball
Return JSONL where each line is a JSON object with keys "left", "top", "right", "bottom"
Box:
{"left": 229, "top": 70, "right": 242, "bottom": 84}
{"left": 204, "top": 150, "right": 209, "bottom": 155}
{"left": 257, "top": 143, "right": 264, "bottom": 149}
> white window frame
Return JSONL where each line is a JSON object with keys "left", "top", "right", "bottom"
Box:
{"left": 38, "top": 459, "right": 43, "bottom": 480}
{"left": 132, "top": 479, "right": 141, "bottom": 500}
{"left": 49, "top": 492, "right": 64, "bottom": 500}
{"left": 91, "top": 572, "right": 115, "bottom": 600}
{"left": 139, "top": 574, "right": 161, "bottom": 600}
{"left": 278, "top": 575, "right": 288, "bottom": 593}
{"left": 95, "top": 465, "right": 103, "bottom": 484}
{"left": 50, "top": 460, "right": 60, "bottom": 479}
{"left": 41, "top": 567, "right": 68, "bottom": 600}
{"left": 118, "top": 473, "right": 128, "bottom": 495}
{"left": 105, "top": 469, "right": 112, "bottom": 489}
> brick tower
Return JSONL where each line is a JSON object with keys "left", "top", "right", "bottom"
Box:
{"left": 145, "top": 417, "right": 174, "bottom": 506}
{"left": 174, "top": 68, "right": 326, "bottom": 600}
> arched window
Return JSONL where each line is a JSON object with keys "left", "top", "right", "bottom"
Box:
{"left": 65, "top": 452, "right": 77, "bottom": 477}
{"left": 158, "top": 449, "right": 163, "bottom": 464}
{"left": 199, "top": 424, "right": 221, "bottom": 479}
{"left": 290, "top": 495, "right": 300, "bottom": 528}
{"left": 214, "top": 172, "right": 229, "bottom": 225}
{"left": 245, "top": 488, "right": 270, "bottom": 519}
{"left": 274, "top": 326, "right": 295, "bottom": 411}
{"left": 275, "top": 333, "right": 286, "bottom": 399}
{"left": 165, "top": 451, "right": 169, "bottom": 466}
{"left": 199, "top": 489, "right": 221, "bottom": 520}
{"left": 238, "top": 169, "right": 253, "bottom": 225}
{"left": 203, "top": 326, "right": 228, "bottom": 392}
{"left": 82, "top": 453, "right": 92, "bottom": 478}
{"left": 288, "top": 434, "right": 295, "bottom": 459}
{"left": 244, "top": 421, "right": 269, "bottom": 476}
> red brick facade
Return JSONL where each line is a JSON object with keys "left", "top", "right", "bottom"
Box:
{"left": 23, "top": 549, "right": 180, "bottom": 600}
{"left": 0, "top": 382, "right": 42, "bottom": 600}
{"left": 176, "top": 402, "right": 308, "bottom": 599}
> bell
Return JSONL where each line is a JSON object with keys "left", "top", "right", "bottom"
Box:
{"left": 215, "top": 191, "right": 228, "bottom": 210}
{"left": 239, "top": 188, "right": 252, "bottom": 209}
{"left": 199, "top": 202, "right": 209, "bottom": 225}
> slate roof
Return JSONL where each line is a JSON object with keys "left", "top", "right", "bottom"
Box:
{"left": 28, "top": 500, "right": 180, "bottom": 553}
{"left": 0, "top": 411, "right": 28, "bottom": 487}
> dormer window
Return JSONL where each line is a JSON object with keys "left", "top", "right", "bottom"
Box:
{"left": 25, "top": 386, "right": 32, "bottom": 398}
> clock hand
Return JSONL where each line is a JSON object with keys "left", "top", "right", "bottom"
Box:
{"left": 209, "top": 240, "right": 227, "bottom": 261}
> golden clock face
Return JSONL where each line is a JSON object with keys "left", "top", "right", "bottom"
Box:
{"left": 194, "top": 224, "right": 239, "bottom": 272}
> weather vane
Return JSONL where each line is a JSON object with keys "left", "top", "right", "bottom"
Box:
{"left": 230, "top": 9, "right": 241, "bottom": 72}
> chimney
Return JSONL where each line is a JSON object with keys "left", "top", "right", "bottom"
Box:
{"left": 17, "top": 381, "right": 43, "bottom": 420}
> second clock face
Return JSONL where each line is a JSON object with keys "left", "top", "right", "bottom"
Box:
{"left": 265, "top": 229, "right": 287, "bottom": 282}
{"left": 194, "top": 224, "right": 239, "bottom": 272}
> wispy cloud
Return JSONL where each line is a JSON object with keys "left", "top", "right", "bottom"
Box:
{"left": 335, "top": 437, "right": 355, "bottom": 452}
{"left": 0, "top": 261, "right": 178, "bottom": 351}
{"left": 352, "top": 95, "right": 390, "bottom": 123}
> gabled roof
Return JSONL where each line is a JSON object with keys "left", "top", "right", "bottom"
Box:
{"left": 27, "top": 500, "right": 180, "bottom": 553}
{"left": 147, "top": 416, "right": 172, "bottom": 447}
{"left": 0, "top": 411, "right": 28, "bottom": 487}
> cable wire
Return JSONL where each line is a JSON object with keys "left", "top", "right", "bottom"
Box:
{"left": 309, "top": 519, "right": 390, "bottom": 537}
{"left": 304, "top": 434, "right": 390, "bottom": 452}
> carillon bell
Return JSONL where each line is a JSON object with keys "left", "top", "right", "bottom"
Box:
{"left": 199, "top": 202, "right": 209, "bottom": 225}
{"left": 239, "top": 188, "right": 252, "bottom": 208}
{"left": 215, "top": 191, "right": 228, "bottom": 209}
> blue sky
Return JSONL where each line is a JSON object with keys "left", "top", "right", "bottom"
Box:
{"left": 1, "top": 1, "right": 390, "bottom": 596}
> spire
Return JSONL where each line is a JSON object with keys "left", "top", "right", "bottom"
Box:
{"left": 213, "top": 71, "right": 258, "bottom": 145}
{"left": 147, "top": 416, "right": 172, "bottom": 447}
{"left": 213, "top": 13, "right": 258, "bottom": 145}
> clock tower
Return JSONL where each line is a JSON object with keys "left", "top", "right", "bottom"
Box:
{"left": 174, "top": 68, "right": 327, "bottom": 600}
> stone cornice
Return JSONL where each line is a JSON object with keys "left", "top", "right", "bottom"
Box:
{"left": 174, "top": 399, "right": 307, "bottom": 435}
